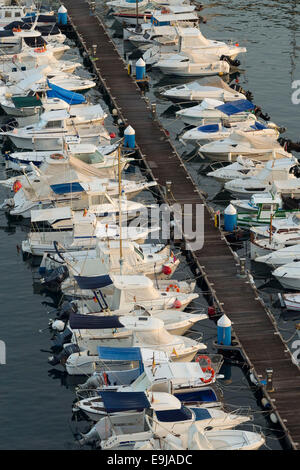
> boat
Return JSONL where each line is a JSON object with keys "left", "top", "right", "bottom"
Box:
{"left": 113, "top": 6, "right": 199, "bottom": 26}
{"left": 78, "top": 391, "right": 252, "bottom": 449}
{"left": 224, "top": 157, "right": 300, "bottom": 198}
{"left": 176, "top": 98, "right": 256, "bottom": 126}
{"left": 273, "top": 262, "right": 300, "bottom": 290}
{"left": 62, "top": 316, "right": 205, "bottom": 375}
{"left": 76, "top": 347, "right": 222, "bottom": 393}
{"left": 206, "top": 156, "right": 265, "bottom": 184}
{"left": 3, "top": 108, "right": 109, "bottom": 151}
{"left": 142, "top": 26, "right": 246, "bottom": 66}
{"left": 134, "top": 425, "right": 265, "bottom": 451}
{"left": 54, "top": 239, "right": 180, "bottom": 290}
{"left": 278, "top": 293, "right": 300, "bottom": 311}
{"left": 154, "top": 51, "right": 231, "bottom": 77}
{"left": 199, "top": 130, "right": 291, "bottom": 162}
{"left": 161, "top": 77, "right": 248, "bottom": 103}
{"left": 55, "top": 309, "right": 207, "bottom": 355}
{"left": 180, "top": 120, "right": 276, "bottom": 145}
{"left": 255, "top": 244, "right": 300, "bottom": 268}
{"left": 250, "top": 214, "right": 300, "bottom": 259}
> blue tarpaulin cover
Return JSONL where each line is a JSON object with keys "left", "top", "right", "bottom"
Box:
{"left": 216, "top": 99, "right": 255, "bottom": 116}
{"left": 156, "top": 405, "right": 192, "bottom": 422}
{"left": 197, "top": 124, "right": 219, "bottom": 133}
{"left": 98, "top": 346, "right": 142, "bottom": 361}
{"left": 98, "top": 346, "right": 144, "bottom": 374}
{"left": 74, "top": 274, "right": 112, "bottom": 290}
{"left": 100, "top": 391, "right": 151, "bottom": 413}
{"left": 69, "top": 313, "right": 124, "bottom": 330}
{"left": 50, "top": 182, "right": 85, "bottom": 194}
{"left": 250, "top": 121, "right": 267, "bottom": 130}
{"left": 191, "top": 408, "right": 212, "bottom": 421}
{"left": 47, "top": 80, "right": 86, "bottom": 105}
{"left": 175, "top": 389, "right": 217, "bottom": 403}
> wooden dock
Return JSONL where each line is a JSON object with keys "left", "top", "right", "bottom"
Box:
{"left": 61, "top": 0, "right": 300, "bottom": 449}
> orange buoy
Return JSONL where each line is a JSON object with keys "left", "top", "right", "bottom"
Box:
{"left": 13, "top": 180, "right": 22, "bottom": 193}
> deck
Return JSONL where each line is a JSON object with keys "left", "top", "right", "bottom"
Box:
{"left": 61, "top": 0, "right": 300, "bottom": 448}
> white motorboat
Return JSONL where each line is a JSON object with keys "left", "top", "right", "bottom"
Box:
{"left": 142, "top": 26, "right": 246, "bottom": 66}
{"left": 59, "top": 309, "right": 207, "bottom": 356}
{"left": 76, "top": 352, "right": 221, "bottom": 394}
{"left": 273, "top": 262, "right": 300, "bottom": 290}
{"left": 255, "top": 244, "right": 300, "bottom": 268}
{"left": 161, "top": 77, "right": 247, "bottom": 103}
{"left": 206, "top": 156, "right": 265, "bottom": 184}
{"left": 3, "top": 108, "right": 109, "bottom": 151}
{"left": 176, "top": 99, "right": 256, "bottom": 126}
{"left": 278, "top": 293, "right": 300, "bottom": 311}
{"left": 250, "top": 215, "right": 300, "bottom": 259}
{"left": 134, "top": 425, "right": 265, "bottom": 451}
{"left": 24, "top": 216, "right": 158, "bottom": 257}
{"left": 199, "top": 130, "right": 290, "bottom": 162}
{"left": 0, "top": 5, "right": 37, "bottom": 28}
{"left": 63, "top": 316, "right": 205, "bottom": 375}
{"left": 154, "top": 51, "right": 230, "bottom": 77}
{"left": 224, "top": 157, "right": 300, "bottom": 198}
{"left": 180, "top": 120, "right": 276, "bottom": 145}
{"left": 56, "top": 239, "right": 180, "bottom": 290}
{"left": 113, "top": 6, "right": 199, "bottom": 26}
{"left": 79, "top": 391, "right": 253, "bottom": 449}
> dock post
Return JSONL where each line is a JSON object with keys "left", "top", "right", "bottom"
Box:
{"left": 151, "top": 103, "right": 157, "bottom": 119}
{"left": 266, "top": 368, "right": 274, "bottom": 392}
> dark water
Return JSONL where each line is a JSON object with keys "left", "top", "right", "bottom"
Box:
{"left": 0, "top": 0, "right": 298, "bottom": 449}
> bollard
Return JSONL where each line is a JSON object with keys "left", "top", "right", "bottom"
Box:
{"left": 151, "top": 102, "right": 157, "bottom": 118}
{"left": 124, "top": 125, "right": 135, "bottom": 148}
{"left": 266, "top": 368, "right": 274, "bottom": 392}
{"left": 92, "top": 44, "right": 97, "bottom": 56}
{"left": 217, "top": 314, "right": 232, "bottom": 346}
{"left": 240, "top": 257, "right": 246, "bottom": 276}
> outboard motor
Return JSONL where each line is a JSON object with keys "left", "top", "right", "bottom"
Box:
{"left": 220, "top": 55, "right": 240, "bottom": 68}
{"left": 53, "top": 300, "right": 78, "bottom": 321}
{"left": 254, "top": 106, "right": 270, "bottom": 122}
{"left": 76, "top": 373, "right": 106, "bottom": 391}
{"left": 229, "top": 83, "right": 253, "bottom": 101}
{"left": 50, "top": 326, "right": 73, "bottom": 353}
{"left": 41, "top": 265, "right": 69, "bottom": 290}
{"left": 48, "top": 343, "right": 80, "bottom": 366}
{"left": 278, "top": 137, "right": 300, "bottom": 153}
{"left": 0, "top": 118, "right": 18, "bottom": 132}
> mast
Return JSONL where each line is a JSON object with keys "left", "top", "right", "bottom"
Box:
{"left": 118, "top": 144, "right": 123, "bottom": 274}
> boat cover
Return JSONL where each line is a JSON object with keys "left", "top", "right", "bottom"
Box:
{"left": 47, "top": 80, "right": 86, "bottom": 105}
{"left": 11, "top": 95, "right": 42, "bottom": 108}
{"left": 69, "top": 312, "right": 124, "bottom": 330}
{"left": 197, "top": 124, "right": 219, "bottom": 133}
{"left": 175, "top": 389, "right": 217, "bottom": 403}
{"left": 24, "top": 36, "right": 46, "bottom": 48}
{"left": 216, "top": 99, "right": 255, "bottom": 115}
{"left": 251, "top": 121, "right": 267, "bottom": 130}
{"left": 74, "top": 274, "right": 113, "bottom": 289}
{"left": 4, "top": 21, "right": 30, "bottom": 31}
{"left": 100, "top": 391, "right": 150, "bottom": 412}
{"left": 50, "top": 182, "right": 85, "bottom": 194}
{"left": 156, "top": 405, "right": 192, "bottom": 422}
{"left": 0, "top": 30, "right": 14, "bottom": 37}
{"left": 98, "top": 346, "right": 142, "bottom": 361}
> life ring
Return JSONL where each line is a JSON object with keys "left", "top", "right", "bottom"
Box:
{"left": 166, "top": 283, "right": 180, "bottom": 293}
{"left": 34, "top": 47, "right": 45, "bottom": 53}
{"left": 196, "top": 355, "right": 212, "bottom": 367}
{"left": 13, "top": 27, "right": 22, "bottom": 32}
{"left": 200, "top": 366, "right": 215, "bottom": 384}
{"left": 50, "top": 153, "right": 64, "bottom": 160}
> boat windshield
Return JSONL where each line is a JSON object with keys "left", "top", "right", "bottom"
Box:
{"left": 155, "top": 405, "right": 193, "bottom": 422}
{"left": 74, "top": 150, "right": 104, "bottom": 164}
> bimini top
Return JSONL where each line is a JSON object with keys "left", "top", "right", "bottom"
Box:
{"left": 111, "top": 275, "right": 155, "bottom": 290}
{"left": 100, "top": 391, "right": 151, "bottom": 413}
{"left": 216, "top": 99, "right": 255, "bottom": 116}
{"left": 74, "top": 274, "right": 112, "bottom": 290}
{"left": 69, "top": 313, "right": 124, "bottom": 330}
